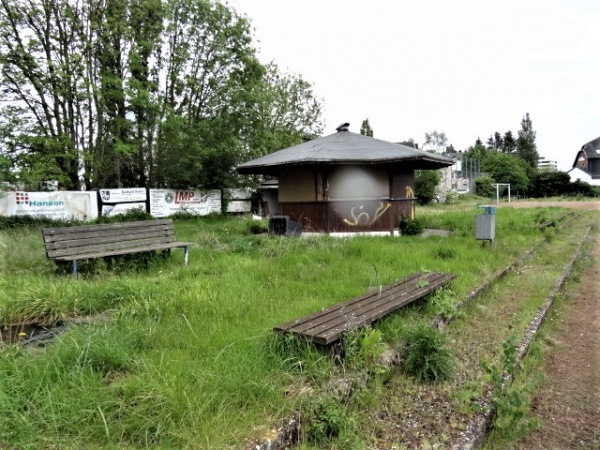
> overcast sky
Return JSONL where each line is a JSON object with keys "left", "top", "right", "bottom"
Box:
{"left": 226, "top": 0, "right": 599, "bottom": 171}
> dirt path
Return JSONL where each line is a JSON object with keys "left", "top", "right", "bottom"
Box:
{"left": 496, "top": 200, "right": 600, "bottom": 210}
{"left": 516, "top": 227, "right": 600, "bottom": 449}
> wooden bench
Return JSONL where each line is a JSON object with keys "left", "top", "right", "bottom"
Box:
{"left": 274, "top": 272, "right": 456, "bottom": 345}
{"left": 42, "top": 219, "right": 192, "bottom": 277}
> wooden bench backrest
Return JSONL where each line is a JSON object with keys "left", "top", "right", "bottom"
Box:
{"left": 42, "top": 219, "right": 178, "bottom": 259}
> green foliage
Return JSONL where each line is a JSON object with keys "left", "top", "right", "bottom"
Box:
{"left": 475, "top": 176, "right": 496, "bottom": 197}
{"left": 414, "top": 170, "right": 442, "bottom": 204}
{"left": 341, "top": 327, "right": 386, "bottom": 373}
{"left": 482, "top": 152, "right": 530, "bottom": 193}
{"left": 528, "top": 171, "right": 571, "bottom": 197}
{"left": 427, "top": 289, "right": 461, "bottom": 321}
{"left": 482, "top": 334, "right": 540, "bottom": 439}
{"left": 0, "top": 215, "right": 80, "bottom": 230}
{"left": 303, "top": 397, "right": 357, "bottom": 446}
{"left": 399, "top": 217, "right": 424, "bottom": 235}
{"left": 359, "top": 118, "right": 373, "bottom": 137}
{"left": 246, "top": 217, "right": 269, "bottom": 234}
{"left": 95, "top": 208, "right": 153, "bottom": 224}
{"left": 433, "top": 247, "right": 457, "bottom": 260}
{"left": 399, "top": 323, "right": 454, "bottom": 382}
{"left": 0, "top": 0, "right": 323, "bottom": 191}
{"left": 516, "top": 113, "right": 539, "bottom": 170}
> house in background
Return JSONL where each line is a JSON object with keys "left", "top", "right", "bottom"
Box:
{"left": 537, "top": 156, "right": 558, "bottom": 171}
{"left": 568, "top": 136, "right": 600, "bottom": 186}
{"left": 237, "top": 123, "right": 454, "bottom": 233}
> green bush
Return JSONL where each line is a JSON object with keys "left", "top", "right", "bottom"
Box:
{"left": 95, "top": 208, "right": 153, "bottom": 223}
{"left": 399, "top": 323, "right": 454, "bottom": 382}
{"left": 304, "top": 396, "right": 357, "bottom": 446}
{"left": 399, "top": 217, "right": 424, "bottom": 236}
{"left": 246, "top": 218, "right": 268, "bottom": 234}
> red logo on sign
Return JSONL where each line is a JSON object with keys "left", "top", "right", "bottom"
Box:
{"left": 16, "top": 192, "right": 29, "bottom": 205}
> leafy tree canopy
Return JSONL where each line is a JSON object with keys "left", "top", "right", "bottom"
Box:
{"left": 360, "top": 118, "right": 374, "bottom": 137}
{"left": 0, "top": 0, "right": 324, "bottom": 190}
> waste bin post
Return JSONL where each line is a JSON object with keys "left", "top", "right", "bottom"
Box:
{"left": 475, "top": 205, "right": 496, "bottom": 246}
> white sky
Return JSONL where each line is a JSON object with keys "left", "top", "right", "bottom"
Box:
{"left": 226, "top": 0, "right": 599, "bottom": 171}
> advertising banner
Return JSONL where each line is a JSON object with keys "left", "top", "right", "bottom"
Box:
{"left": 226, "top": 188, "right": 253, "bottom": 213}
{"left": 99, "top": 188, "right": 147, "bottom": 203}
{"left": 0, "top": 191, "right": 98, "bottom": 221}
{"left": 101, "top": 202, "right": 147, "bottom": 217}
{"left": 149, "top": 189, "right": 221, "bottom": 217}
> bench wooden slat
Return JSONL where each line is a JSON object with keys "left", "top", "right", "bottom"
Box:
{"left": 42, "top": 219, "right": 191, "bottom": 276}
{"left": 52, "top": 242, "right": 192, "bottom": 262}
{"left": 274, "top": 272, "right": 456, "bottom": 345}
{"left": 274, "top": 272, "right": 424, "bottom": 333}
{"left": 44, "top": 229, "right": 176, "bottom": 252}
{"left": 288, "top": 273, "right": 450, "bottom": 338}
{"left": 46, "top": 236, "right": 188, "bottom": 259}
{"left": 42, "top": 219, "right": 173, "bottom": 235}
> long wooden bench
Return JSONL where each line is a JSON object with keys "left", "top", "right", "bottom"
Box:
{"left": 274, "top": 272, "right": 456, "bottom": 345}
{"left": 42, "top": 219, "right": 192, "bottom": 277}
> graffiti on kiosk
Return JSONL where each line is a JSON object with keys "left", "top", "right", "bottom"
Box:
{"left": 341, "top": 202, "right": 391, "bottom": 226}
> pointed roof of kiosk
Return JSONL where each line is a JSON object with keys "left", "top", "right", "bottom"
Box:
{"left": 236, "top": 123, "right": 455, "bottom": 176}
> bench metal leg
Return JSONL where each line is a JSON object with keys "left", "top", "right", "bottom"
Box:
{"left": 184, "top": 246, "right": 189, "bottom": 266}
{"left": 71, "top": 260, "right": 78, "bottom": 278}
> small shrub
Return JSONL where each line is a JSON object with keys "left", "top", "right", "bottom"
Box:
{"left": 304, "top": 396, "right": 357, "bottom": 446}
{"left": 341, "top": 327, "right": 386, "bottom": 373}
{"left": 246, "top": 218, "right": 268, "bottom": 235}
{"left": 433, "top": 247, "right": 457, "bottom": 260}
{"left": 399, "top": 323, "right": 454, "bottom": 382}
{"left": 95, "top": 208, "right": 152, "bottom": 223}
{"left": 399, "top": 217, "right": 424, "bottom": 236}
{"left": 428, "top": 289, "right": 460, "bottom": 321}
{"left": 482, "top": 334, "right": 540, "bottom": 439}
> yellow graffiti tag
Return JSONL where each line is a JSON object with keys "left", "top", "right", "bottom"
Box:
{"left": 343, "top": 202, "right": 391, "bottom": 226}
{"left": 405, "top": 186, "right": 415, "bottom": 219}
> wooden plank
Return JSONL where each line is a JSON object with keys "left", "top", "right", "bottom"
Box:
{"left": 301, "top": 273, "right": 451, "bottom": 336}
{"left": 273, "top": 272, "right": 456, "bottom": 345}
{"left": 274, "top": 273, "right": 424, "bottom": 333}
{"left": 289, "top": 273, "right": 452, "bottom": 342}
{"left": 52, "top": 242, "right": 191, "bottom": 261}
{"left": 42, "top": 219, "right": 172, "bottom": 235}
{"left": 44, "top": 229, "right": 176, "bottom": 251}
{"left": 42, "top": 222, "right": 173, "bottom": 243}
{"left": 313, "top": 275, "right": 455, "bottom": 344}
{"left": 47, "top": 236, "right": 183, "bottom": 258}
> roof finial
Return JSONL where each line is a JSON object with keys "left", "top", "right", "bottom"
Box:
{"left": 336, "top": 122, "right": 350, "bottom": 132}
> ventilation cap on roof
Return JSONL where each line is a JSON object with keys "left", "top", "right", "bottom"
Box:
{"left": 336, "top": 122, "right": 350, "bottom": 132}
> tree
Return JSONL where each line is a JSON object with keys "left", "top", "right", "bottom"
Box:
{"left": 516, "top": 113, "right": 539, "bottom": 170}
{"left": 399, "top": 139, "right": 417, "bottom": 148}
{"left": 360, "top": 118, "right": 373, "bottom": 137}
{"left": 423, "top": 130, "right": 447, "bottom": 153}
{"left": 414, "top": 170, "right": 441, "bottom": 204}
{"left": 486, "top": 132, "right": 503, "bottom": 151}
{"left": 502, "top": 130, "right": 517, "bottom": 153}
{"left": 0, "top": 0, "right": 324, "bottom": 191}
{"left": 482, "top": 152, "right": 530, "bottom": 193}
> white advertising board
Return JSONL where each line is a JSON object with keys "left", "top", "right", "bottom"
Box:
{"left": 149, "top": 189, "right": 221, "bottom": 217}
{"left": 101, "top": 202, "right": 147, "bottom": 217}
{"left": 99, "top": 188, "right": 147, "bottom": 203}
{"left": 0, "top": 191, "right": 98, "bottom": 221}
{"left": 226, "top": 188, "right": 253, "bottom": 213}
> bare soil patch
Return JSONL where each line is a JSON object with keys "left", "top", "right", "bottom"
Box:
{"left": 516, "top": 233, "right": 600, "bottom": 450}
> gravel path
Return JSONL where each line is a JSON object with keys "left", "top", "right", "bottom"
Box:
{"left": 516, "top": 230, "right": 600, "bottom": 449}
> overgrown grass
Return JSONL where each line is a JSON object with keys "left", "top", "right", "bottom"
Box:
{"left": 0, "top": 205, "right": 590, "bottom": 448}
